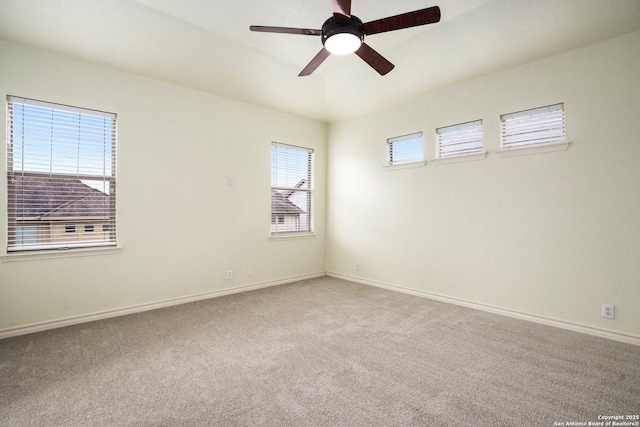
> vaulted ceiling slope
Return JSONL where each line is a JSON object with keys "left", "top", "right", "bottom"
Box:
{"left": 1, "top": 0, "right": 639, "bottom": 123}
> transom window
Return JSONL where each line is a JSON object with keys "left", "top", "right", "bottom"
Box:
{"left": 387, "top": 132, "right": 423, "bottom": 165}
{"left": 6, "top": 96, "right": 117, "bottom": 252}
{"left": 501, "top": 103, "right": 565, "bottom": 149}
{"left": 436, "top": 120, "right": 484, "bottom": 158}
{"left": 271, "top": 142, "right": 313, "bottom": 235}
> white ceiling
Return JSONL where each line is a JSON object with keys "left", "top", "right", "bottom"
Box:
{"left": 1, "top": 0, "right": 639, "bottom": 123}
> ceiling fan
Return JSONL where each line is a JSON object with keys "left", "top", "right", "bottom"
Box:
{"left": 250, "top": 1, "right": 441, "bottom": 76}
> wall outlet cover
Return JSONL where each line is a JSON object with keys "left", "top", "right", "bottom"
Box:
{"left": 601, "top": 303, "right": 615, "bottom": 319}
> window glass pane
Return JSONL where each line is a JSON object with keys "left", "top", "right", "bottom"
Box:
{"left": 271, "top": 143, "right": 313, "bottom": 235}
{"left": 501, "top": 103, "right": 565, "bottom": 149}
{"left": 7, "top": 97, "right": 117, "bottom": 252}
{"left": 10, "top": 104, "right": 114, "bottom": 176}
{"left": 388, "top": 133, "right": 423, "bottom": 164}
{"left": 15, "top": 226, "right": 38, "bottom": 245}
{"left": 271, "top": 144, "right": 311, "bottom": 188}
{"left": 437, "top": 120, "right": 483, "bottom": 158}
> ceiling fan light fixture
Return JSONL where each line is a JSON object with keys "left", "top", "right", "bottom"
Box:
{"left": 250, "top": 4, "right": 441, "bottom": 76}
{"left": 324, "top": 32, "right": 362, "bottom": 55}
{"left": 321, "top": 16, "right": 365, "bottom": 56}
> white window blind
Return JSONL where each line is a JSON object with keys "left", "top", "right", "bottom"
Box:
{"left": 6, "top": 96, "right": 117, "bottom": 252}
{"left": 501, "top": 103, "right": 565, "bottom": 149}
{"left": 387, "top": 132, "right": 423, "bottom": 165}
{"left": 271, "top": 142, "right": 313, "bottom": 235}
{"left": 436, "top": 120, "right": 483, "bottom": 158}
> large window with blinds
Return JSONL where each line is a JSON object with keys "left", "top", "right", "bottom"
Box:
{"left": 387, "top": 132, "right": 423, "bottom": 166}
{"left": 6, "top": 96, "right": 117, "bottom": 252}
{"left": 436, "top": 120, "right": 484, "bottom": 159}
{"left": 271, "top": 142, "right": 313, "bottom": 235}
{"left": 500, "top": 103, "right": 565, "bottom": 150}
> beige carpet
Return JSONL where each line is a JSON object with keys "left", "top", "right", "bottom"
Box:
{"left": 1, "top": 276, "right": 639, "bottom": 426}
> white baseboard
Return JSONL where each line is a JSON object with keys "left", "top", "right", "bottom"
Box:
{"left": 5, "top": 271, "right": 638, "bottom": 347}
{"left": 0, "top": 272, "right": 326, "bottom": 339}
{"left": 327, "top": 272, "right": 640, "bottom": 347}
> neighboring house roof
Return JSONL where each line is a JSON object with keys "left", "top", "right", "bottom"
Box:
{"left": 271, "top": 190, "right": 305, "bottom": 215}
{"left": 13, "top": 176, "right": 110, "bottom": 218}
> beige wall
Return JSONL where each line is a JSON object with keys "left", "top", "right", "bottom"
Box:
{"left": 326, "top": 30, "right": 640, "bottom": 338}
{"left": 2, "top": 30, "right": 639, "bottom": 340}
{"left": 0, "top": 40, "right": 327, "bottom": 331}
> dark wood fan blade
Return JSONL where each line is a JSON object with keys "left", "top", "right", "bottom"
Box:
{"left": 331, "top": 0, "right": 351, "bottom": 24}
{"left": 299, "top": 48, "right": 331, "bottom": 76}
{"left": 250, "top": 25, "right": 322, "bottom": 36}
{"left": 355, "top": 43, "right": 394, "bottom": 75}
{"left": 363, "top": 6, "right": 440, "bottom": 35}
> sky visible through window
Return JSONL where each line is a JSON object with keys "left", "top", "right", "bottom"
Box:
{"left": 389, "top": 133, "right": 423, "bottom": 164}
{"left": 271, "top": 144, "right": 311, "bottom": 189}
{"left": 11, "top": 102, "right": 114, "bottom": 193}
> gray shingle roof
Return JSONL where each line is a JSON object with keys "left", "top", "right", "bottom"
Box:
{"left": 13, "top": 176, "right": 110, "bottom": 218}
{"left": 271, "top": 190, "right": 304, "bottom": 215}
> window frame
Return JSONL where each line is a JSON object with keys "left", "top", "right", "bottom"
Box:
{"left": 6, "top": 96, "right": 117, "bottom": 253}
{"left": 433, "top": 120, "right": 486, "bottom": 165}
{"left": 498, "top": 103, "right": 570, "bottom": 157}
{"left": 385, "top": 132, "right": 425, "bottom": 170}
{"left": 270, "top": 142, "right": 314, "bottom": 237}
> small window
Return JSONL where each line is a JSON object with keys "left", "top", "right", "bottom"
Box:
{"left": 387, "top": 132, "right": 423, "bottom": 166}
{"left": 85, "top": 225, "right": 94, "bottom": 232}
{"left": 65, "top": 225, "right": 76, "bottom": 233}
{"left": 500, "top": 103, "right": 566, "bottom": 150}
{"left": 270, "top": 215, "right": 286, "bottom": 225}
{"left": 436, "top": 120, "right": 484, "bottom": 159}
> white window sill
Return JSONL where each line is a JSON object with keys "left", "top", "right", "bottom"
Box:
{"left": 432, "top": 151, "right": 487, "bottom": 165}
{"left": 497, "top": 141, "right": 571, "bottom": 158}
{"left": 2, "top": 245, "right": 122, "bottom": 262}
{"left": 269, "top": 233, "right": 316, "bottom": 241}
{"left": 384, "top": 161, "right": 427, "bottom": 171}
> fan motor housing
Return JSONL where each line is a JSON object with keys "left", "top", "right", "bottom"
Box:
{"left": 321, "top": 15, "right": 365, "bottom": 46}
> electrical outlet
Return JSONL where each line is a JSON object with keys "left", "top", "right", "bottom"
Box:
{"left": 227, "top": 176, "right": 234, "bottom": 186}
{"left": 602, "top": 303, "right": 615, "bottom": 319}
{"left": 247, "top": 267, "right": 253, "bottom": 276}
{"left": 226, "top": 270, "right": 233, "bottom": 280}
{"left": 356, "top": 262, "right": 361, "bottom": 271}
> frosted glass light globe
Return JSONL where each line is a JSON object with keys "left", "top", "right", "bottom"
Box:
{"left": 324, "top": 33, "right": 362, "bottom": 55}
